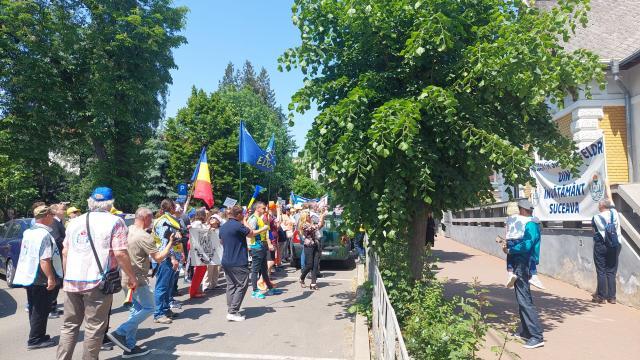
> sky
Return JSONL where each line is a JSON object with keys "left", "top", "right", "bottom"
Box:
{"left": 165, "top": 0, "right": 316, "bottom": 153}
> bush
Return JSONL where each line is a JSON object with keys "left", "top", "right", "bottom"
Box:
{"left": 403, "top": 279, "right": 489, "bottom": 360}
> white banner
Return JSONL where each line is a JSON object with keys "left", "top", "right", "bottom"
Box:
{"left": 531, "top": 137, "right": 607, "bottom": 221}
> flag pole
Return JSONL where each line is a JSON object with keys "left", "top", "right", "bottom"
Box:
{"left": 239, "top": 162, "right": 243, "bottom": 206}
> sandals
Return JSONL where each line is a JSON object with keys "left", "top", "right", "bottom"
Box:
{"left": 310, "top": 284, "right": 319, "bottom": 290}
{"left": 299, "top": 279, "right": 307, "bottom": 288}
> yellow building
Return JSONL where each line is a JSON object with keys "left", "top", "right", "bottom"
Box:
{"left": 539, "top": 0, "right": 640, "bottom": 185}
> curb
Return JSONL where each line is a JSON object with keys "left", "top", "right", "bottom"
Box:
{"left": 354, "top": 262, "right": 371, "bottom": 360}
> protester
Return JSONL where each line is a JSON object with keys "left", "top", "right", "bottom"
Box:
{"left": 591, "top": 199, "right": 621, "bottom": 304}
{"left": 299, "top": 209, "right": 326, "bottom": 290}
{"left": 266, "top": 202, "right": 280, "bottom": 272}
{"left": 13, "top": 204, "right": 63, "bottom": 350}
{"left": 66, "top": 206, "right": 81, "bottom": 220}
{"left": 502, "top": 199, "right": 545, "bottom": 349}
{"left": 48, "top": 203, "right": 67, "bottom": 319}
{"left": 220, "top": 205, "right": 260, "bottom": 321}
{"left": 280, "top": 206, "right": 294, "bottom": 263}
{"left": 57, "top": 187, "right": 137, "bottom": 360}
{"left": 152, "top": 199, "right": 183, "bottom": 324}
{"left": 203, "top": 214, "right": 224, "bottom": 291}
{"left": 107, "top": 207, "right": 174, "bottom": 358}
{"left": 187, "top": 208, "right": 209, "bottom": 299}
{"left": 247, "top": 202, "right": 282, "bottom": 299}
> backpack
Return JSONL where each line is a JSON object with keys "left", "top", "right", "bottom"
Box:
{"left": 598, "top": 210, "right": 620, "bottom": 249}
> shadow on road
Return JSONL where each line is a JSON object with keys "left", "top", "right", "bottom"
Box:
{"left": 104, "top": 332, "right": 225, "bottom": 360}
{"left": 282, "top": 291, "right": 313, "bottom": 303}
{"left": 243, "top": 305, "right": 276, "bottom": 319}
{"left": 175, "top": 306, "right": 211, "bottom": 320}
{"left": 442, "top": 279, "right": 597, "bottom": 332}
{"left": 328, "top": 291, "right": 355, "bottom": 321}
{"left": 430, "top": 249, "right": 475, "bottom": 264}
{"left": 0, "top": 287, "right": 17, "bottom": 318}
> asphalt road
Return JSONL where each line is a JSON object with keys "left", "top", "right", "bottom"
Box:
{"left": 0, "top": 262, "right": 358, "bottom": 360}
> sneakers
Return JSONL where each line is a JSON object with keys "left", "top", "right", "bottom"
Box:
{"left": 122, "top": 346, "right": 152, "bottom": 358}
{"left": 169, "top": 301, "right": 182, "bottom": 309}
{"left": 100, "top": 340, "right": 114, "bottom": 351}
{"left": 512, "top": 333, "right": 529, "bottom": 342}
{"left": 592, "top": 295, "right": 606, "bottom": 304}
{"left": 265, "top": 288, "right": 283, "bottom": 296}
{"left": 106, "top": 331, "right": 131, "bottom": 352}
{"left": 48, "top": 312, "right": 60, "bottom": 319}
{"left": 154, "top": 315, "right": 173, "bottom": 324}
{"left": 529, "top": 275, "right": 546, "bottom": 290}
{"left": 226, "top": 313, "right": 246, "bottom": 322}
{"left": 27, "top": 338, "right": 57, "bottom": 350}
{"left": 523, "top": 338, "right": 545, "bottom": 349}
{"left": 251, "top": 290, "right": 266, "bottom": 299}
{"left": 506, "top": 272, "right": 517, "bottom": 288}
{"left": 165, "top": 309, "right": 179, "bottom": 318}
{"left": 607, "top": 298, "right": 617, "bottom": 304}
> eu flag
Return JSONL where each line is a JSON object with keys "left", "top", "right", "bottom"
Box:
{"left": 238, "top": 121, "right": 275, "bottom": 172}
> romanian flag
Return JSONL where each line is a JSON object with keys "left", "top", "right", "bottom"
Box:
{"left": 191, "top": 147, "right": 214, "bottom": 208}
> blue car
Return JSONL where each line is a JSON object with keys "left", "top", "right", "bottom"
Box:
{"left": 0, "top": 218, "right": 32, "bottom": 287}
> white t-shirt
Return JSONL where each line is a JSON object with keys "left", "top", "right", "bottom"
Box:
{"left": 593, "top": 209, "right": 621, "bottom": 240}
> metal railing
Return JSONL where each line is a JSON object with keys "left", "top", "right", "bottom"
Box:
{"left": 366, "top": 253, "right": 411, "bottom": 360}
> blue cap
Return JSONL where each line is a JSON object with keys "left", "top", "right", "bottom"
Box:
{"left": 91, "top": 187, "right": 113, "bottom": 201}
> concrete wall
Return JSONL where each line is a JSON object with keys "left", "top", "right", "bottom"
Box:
{"left": 448, "top": 224, "right": 640, "bottom": 309}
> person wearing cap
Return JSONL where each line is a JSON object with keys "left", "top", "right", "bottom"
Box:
{"left": 65, "top": 207, "right": 81, "bottom": 226}
{"left": 13, "top": 204, "right": 63, "bottom": 350}
{"left": 57, "top": 187, "right": 137, "bottom": 360}
{"left": 501, "top": 199, "right": 545, "bottom": 349}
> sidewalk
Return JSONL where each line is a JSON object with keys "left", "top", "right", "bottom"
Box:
{"left": 433, "top": 235, "right": 640, "bottom": 360}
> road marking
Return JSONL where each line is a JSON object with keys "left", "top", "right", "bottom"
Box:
{"left": 155, "top": 350, "right": 346, "bottom": 360}
{"left": 282, "top": 276, "right": 354, "bottom": 282}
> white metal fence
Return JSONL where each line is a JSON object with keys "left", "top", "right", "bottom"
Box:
{"left": 367, "top": 254, "right": 411, "bottom": 360}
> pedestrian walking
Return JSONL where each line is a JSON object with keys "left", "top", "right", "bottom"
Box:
{"left": 57, "top": 187, "right": 137, "bottom": 360}
{"left": 152, "top": 199, "right": 183, "bottom": 324}
{"left": 299, "top": 209, "right": 326, "bottom": 290}
{"left": 502, "top": 199, "right": 545, "bottom": 349}
{"left": 591, "top": 199, "right": 621, "bottom": 304}
{"left": 48, "top": 203, "right": 67, "bottom": 319}
{"left": 13, "top": 204, "right": 63, "bottom": 350}
{"left": 106, "top": 207, "right": 174, "bottom": 358}
{"left": 247, "top": 202, "right": 282, "bottom": 299}
{"left": 220, "top": 205, "right": 261, "bottom": 321}
{"left": 425, "top": 212, "right": 436, "bottom": 247}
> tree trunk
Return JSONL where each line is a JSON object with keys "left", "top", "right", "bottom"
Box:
{"left": 91, "top": 137, "right": 108, "bottom": 161}
{"left": 408, "top": 201, "right": 427, "bottom": 281}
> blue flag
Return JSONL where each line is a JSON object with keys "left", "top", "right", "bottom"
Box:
{"left": 238, "top": 121, "right": 275, "bottom": 172}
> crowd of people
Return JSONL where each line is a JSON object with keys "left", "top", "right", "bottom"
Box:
{"left": 12, "top": 186, "right": 332, "bottom": 359}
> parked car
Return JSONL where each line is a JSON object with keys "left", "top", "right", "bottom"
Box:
{"left": 289, "top": 212, "right": 356, "bottom": 269}
{"left": 0, "top": 218, "right": 32, "bottom": 287}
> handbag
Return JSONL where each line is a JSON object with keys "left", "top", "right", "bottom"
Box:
{"left": 86, "top": 212, "right": 122, "bottom": 295}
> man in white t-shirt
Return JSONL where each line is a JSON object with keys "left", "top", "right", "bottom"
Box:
{"left": 14, "top": 205, "right": 62, "bottom": 350}
{"left": 591, "top": 199, "right": 621, "bottom": 304}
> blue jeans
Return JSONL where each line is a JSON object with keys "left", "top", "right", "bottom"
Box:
{"left": 513, "top": 256, "right": 544, "bottom": 341}
{"left": 154, "top": 259, "right": 173, "bottom": 318}
{"left": 114, "top": 285, "right": 154, "bottom": 349}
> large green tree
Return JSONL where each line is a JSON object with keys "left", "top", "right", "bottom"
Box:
{"left": 280, "top": 0, "right": 604, "bottom": 279}
{"left": 0, "top": 0, "right": 187, "bottom": 212}
{"left": 165, "top": 86, "right": 296, "bottom": 206}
